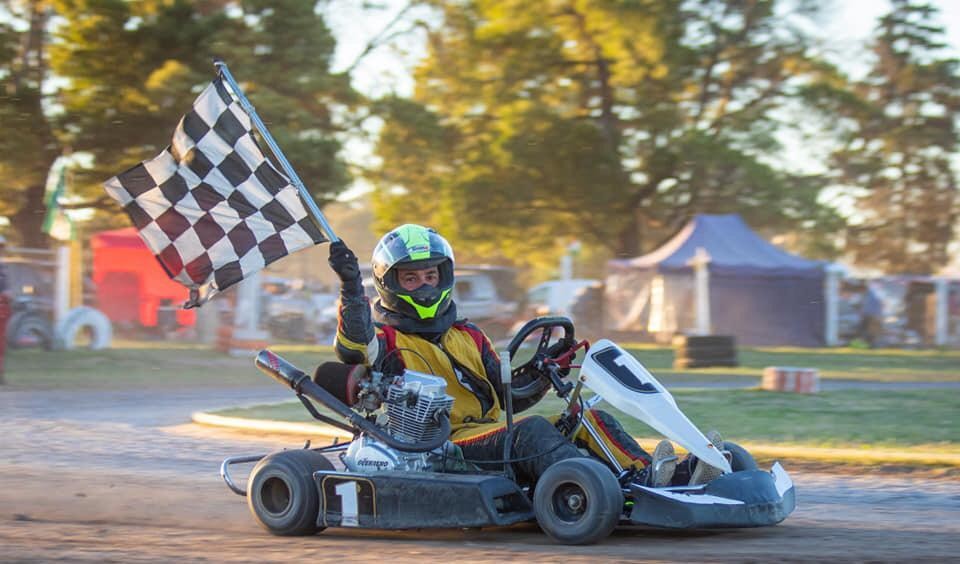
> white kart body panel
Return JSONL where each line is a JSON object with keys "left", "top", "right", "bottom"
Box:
{"left": 579, "top": 339, "right": 732, "bottom": 473}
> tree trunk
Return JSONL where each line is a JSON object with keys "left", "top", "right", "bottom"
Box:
{"left": 615, "top": 213, "right": 641, "bottom": 258}
{"left": 11, "top": 183, "right": 51, "bottom": 249}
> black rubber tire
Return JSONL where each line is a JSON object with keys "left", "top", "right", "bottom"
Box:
{"left": 247, "top": 449, "right": 334, "bottom": 536}
{"left": 533, "top": 458, "right": 623, "bottom": 545}
{"left": 675, "top": 352, "right": 739, "bottom": 364}
{"left": 8, "top": 313, "right": 53, "bottom": 350}
{"left": 674, "top": 344, "right": 739, "bottom": 358}
{"left": 671, "top": 334, "right": 736, "bottom": 348}
{"left": 673, "top": 333, "right": 738, "bottom": 369}
{"left": 673, "top": 357, "right": 739, "bottom": 369}
{"left": 721, "top": 440, "right": 758, "bottom": 472}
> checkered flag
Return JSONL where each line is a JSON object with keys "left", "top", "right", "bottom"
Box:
{"left": 104, "top": 78, "right": 327, "bottom": 307}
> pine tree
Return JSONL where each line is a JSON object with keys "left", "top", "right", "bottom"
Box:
{"left": 829, "top": 0, "right": 959, "bottom": 274}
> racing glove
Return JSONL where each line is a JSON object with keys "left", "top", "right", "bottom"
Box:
{"left": 328, "top": 240, "right": 363, "bottom": 297}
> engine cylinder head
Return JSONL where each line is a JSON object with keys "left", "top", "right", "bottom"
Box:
{"left": 386, "top": 370, "right": 454, "bottom": 443}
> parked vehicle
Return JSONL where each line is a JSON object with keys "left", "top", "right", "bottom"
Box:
{"left": 452, "top": 266, "right": 521, "bottom": 339}
{"left": 4, "top": 262, "right": 55, "bottom": 349}
{"left": 261, "top": 277, "right": 337, "bottom": 342}
{"left": 315, "top": 266, "right": 522, "bottom": 343}
{"left": 525, "top": 279, "right": 601, "bottom": 319}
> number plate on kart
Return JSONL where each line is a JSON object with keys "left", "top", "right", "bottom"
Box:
{"left": 318, "top": 474, "right": 377, "bottom": 527}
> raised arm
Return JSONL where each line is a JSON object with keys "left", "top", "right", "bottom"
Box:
{"left": 328, "top": 241, "right": 379, "bottom": 365}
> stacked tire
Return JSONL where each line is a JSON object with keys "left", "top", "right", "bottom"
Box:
{"left": 7, "top": 311, "right": 54, "bottom": 350}
{"left": 672, "top": 334, "right": 738, "bottom": 369}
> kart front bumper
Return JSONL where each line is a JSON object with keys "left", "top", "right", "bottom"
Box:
{"left": 627, "top": 462, "right": 796, "bottom": 528}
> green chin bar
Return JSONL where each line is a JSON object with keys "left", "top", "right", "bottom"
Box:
{"left": 398, "top": 288, "right": 451, "bottom": 319}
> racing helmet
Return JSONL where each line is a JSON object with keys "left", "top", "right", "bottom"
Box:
{"left": 372, "top": 224, "right": 455, "bottom": 320}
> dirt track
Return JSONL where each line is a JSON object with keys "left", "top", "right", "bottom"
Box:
{"left": 1, "top": 387, "right": 958, "bottom": 563}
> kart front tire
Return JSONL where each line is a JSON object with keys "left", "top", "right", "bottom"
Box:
{"left": 247, "top": 449, "right": 333, "bottom": 536}
{"left": 533, "top": 458, "right": 623, "bottom": 545}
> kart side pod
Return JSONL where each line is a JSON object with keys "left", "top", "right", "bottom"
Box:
{"left": 313, "top": 470, "right": 534, "bottom": 529}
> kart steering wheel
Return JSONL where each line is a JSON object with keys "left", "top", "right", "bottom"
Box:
{"left": 505, "top": 316, "right": 577, "bottom": 400}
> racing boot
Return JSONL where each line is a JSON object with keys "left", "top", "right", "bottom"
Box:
{"left": 689, "top": 430, "right": 725, "bottom": 486}
{"left": 648, "top": 439, "right": 678, "bottom": 487}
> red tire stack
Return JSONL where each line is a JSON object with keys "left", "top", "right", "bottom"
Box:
{"left": 761, "top": 366, "right": 820, "bottom": 393}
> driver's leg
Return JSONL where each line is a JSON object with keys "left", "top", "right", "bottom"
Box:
{"left": 454, "top": 416, "right": 584, "bottom": 482}
{"left": 563, "top": 409, "right": 652, "bottom": 470}
{"left": 562, "top": 409, "right": 677, "bottom": 485}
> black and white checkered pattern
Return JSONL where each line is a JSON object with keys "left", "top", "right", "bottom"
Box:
{"left": 104, "top": 78, "right": 326, "bottom": 307}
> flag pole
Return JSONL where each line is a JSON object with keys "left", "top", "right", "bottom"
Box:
{"left": 212, "top": 59, "right": 339, "bottom": 243}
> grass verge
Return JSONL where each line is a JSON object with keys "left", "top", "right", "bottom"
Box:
{"left": 2, "top": 340, "right": 336, "bottom": 389}
{"left": 620, "top": 344, "right": 960, "bottom": 382}
{"left": 212, "top": 388, "right": 959, "bottom": 469}
{"left": 4, "top": 340, "right": 958, "bottom": 390}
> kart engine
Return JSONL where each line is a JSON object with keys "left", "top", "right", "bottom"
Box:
{"left": 314, "top": 363, "right": 457, "bottom": 472}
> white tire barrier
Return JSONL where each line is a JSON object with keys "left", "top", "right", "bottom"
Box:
{"left": 55, "top": 306, "right": 113, "bottom": 350}
{"left": 761, "top": 366, "right": 819, "bottom": 393}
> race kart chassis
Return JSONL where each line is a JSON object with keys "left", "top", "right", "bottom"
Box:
{"left": 223, "top": 450, "right": 795, "bottom": 531}
{"left": 221, "top": 316, "right": 796, "bottom": 542}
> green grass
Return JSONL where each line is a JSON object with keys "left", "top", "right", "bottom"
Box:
{"left": 2, "top": 339, "right": 336, "bottom": 389}
{"left": 3, "top": 339, "right": 958, "bottom": 390}
{"left": 620, "top": 344, "right": 960, "bottom": 382}
{"left": 216, "top": 387, "right": 958, "bottom": 450}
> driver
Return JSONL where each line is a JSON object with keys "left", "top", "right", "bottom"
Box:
{"left": 329, "top": 224, "right": 680, "bottom": 486}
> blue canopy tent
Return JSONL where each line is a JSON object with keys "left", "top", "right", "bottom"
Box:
{"left": 605, "top": 214, "right": 826, "bottom": 346}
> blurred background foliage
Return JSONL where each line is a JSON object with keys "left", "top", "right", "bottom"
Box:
{"left": 0, "top": 0, "right": 957, "bottom": 279}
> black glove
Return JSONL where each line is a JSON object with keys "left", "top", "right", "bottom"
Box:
{"left": 328, "top": 240, "right": 360, "bottom": 283}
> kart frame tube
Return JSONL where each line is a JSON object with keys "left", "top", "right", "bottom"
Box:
{"left": 255, "top": 350, "right": 451, "bottom": 453}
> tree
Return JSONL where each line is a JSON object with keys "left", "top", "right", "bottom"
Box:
{"left": 0, "top": 0, "right": 60, "bottom": 247}
{"left": 0, "top": 0, "right": 355, "bottom": 247}
{"left": 822, "top": 0, "right": 959, "bottom": 274}
{"left": 371, "top": 0, "right": 841, "bottom": 273}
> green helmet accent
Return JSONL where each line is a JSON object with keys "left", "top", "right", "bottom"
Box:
{"left": 372, "top": 224, "right": 456, "bottom": 321}
{"left": 397, "top": 288, "right": 452, "bottom": 319}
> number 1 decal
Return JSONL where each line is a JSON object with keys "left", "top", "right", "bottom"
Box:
{"left": 334, "top": 481, "right": 359, "bottom": 526}
{"left": 321, "top": 475, "right": 376, "bottom": 527}
{"left": 591, "top": 346, "right": 658, "bottom": 394}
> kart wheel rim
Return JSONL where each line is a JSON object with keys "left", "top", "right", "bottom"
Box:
{"left": 261, "top": 476, "right": 292, "bottom": 515}
{"left": 552, "top": 482, "right": 588, "bottom": 522}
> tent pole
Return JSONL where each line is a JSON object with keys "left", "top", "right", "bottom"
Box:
{"left": 688, "top": 247, "right": 712, "bottom": 335}
{"left": 824, "top": 265, "right": 843, "bottom": 347}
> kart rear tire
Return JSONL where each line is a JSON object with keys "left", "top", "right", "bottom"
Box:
{"left": 722, "top": 440, "right": 758, "bottom": 471}
{"left": 533, "top": 458, "right": 623, "bottom": 545}
{"left": 247, "top": 449, "right": 334, "bottom": 536}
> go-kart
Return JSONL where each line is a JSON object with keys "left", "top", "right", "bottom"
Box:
{"left": 221, "top": 317, "right": 795, "bottom": 544}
